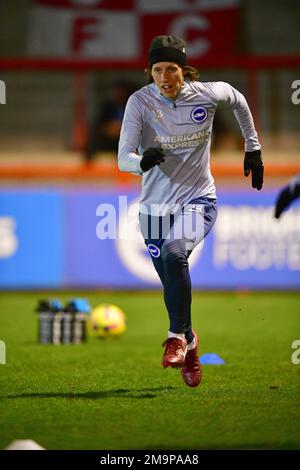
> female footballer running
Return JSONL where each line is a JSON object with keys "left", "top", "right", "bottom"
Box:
{"left": 118, "top": 35, "right": 263, "bottom": 387}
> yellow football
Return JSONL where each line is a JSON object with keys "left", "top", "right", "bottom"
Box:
{"left": 87, "top": 304, "right": 126, "bottom": 338}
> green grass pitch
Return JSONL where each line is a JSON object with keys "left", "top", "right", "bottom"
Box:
{"left": 0, "top": 291, "right": 299, "bottom": 450}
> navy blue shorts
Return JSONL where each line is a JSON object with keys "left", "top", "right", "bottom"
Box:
{"left": 139, "top": 196, "right": 217, "bottom": 258}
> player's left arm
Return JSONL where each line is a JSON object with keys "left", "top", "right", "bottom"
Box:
{"left": 212, "top": 81, "right": 264, "bottom": 191}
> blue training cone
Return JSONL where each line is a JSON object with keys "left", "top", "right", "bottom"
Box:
{"left": 199, "top": 353, "right": 225, "bottom": 365}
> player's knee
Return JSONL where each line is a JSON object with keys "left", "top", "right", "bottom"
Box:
{"left": 162, "top": 250, "right": 188, "bottom": 276}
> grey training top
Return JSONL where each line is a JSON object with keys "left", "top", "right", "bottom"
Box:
{"left": 118, "top": 80, "right": 261, "bottom": 215}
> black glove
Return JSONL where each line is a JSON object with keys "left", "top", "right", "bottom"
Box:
{"left": 244, "top": 149, "right": 264, "bottom": 190}
{"left": 274, "top": 184, "right": 300, "bottom": 219}
{"left": 140, "top": 147, "right": 165, "bottom": 172}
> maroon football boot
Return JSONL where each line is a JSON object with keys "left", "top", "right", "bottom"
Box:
{"left": 181, "top": 332, "right": 202, "bottom": 387}
{"left": 161, "top": 337, "right": 187, "bottom": 368}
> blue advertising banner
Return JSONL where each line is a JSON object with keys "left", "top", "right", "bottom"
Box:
{"left": 63, "top": 190, "right": 146, "bottom": 288}
{"left": 0, "top": 187, "right": 299, "bottom": 289}
{"left": 64, "top": 188, "right": 300, "bottom": 289}
{"left": 190, "top": 190, "right": 300, "bottom": 288}
{"left": 0, "top": 189, "right": 63, "bottom": 287}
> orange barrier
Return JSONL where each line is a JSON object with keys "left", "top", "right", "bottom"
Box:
{"left": 0, "top": 161, "right": 299, "bottom": 184}
{"left": 0, "top": 162, "right": 137, "bottom": 185}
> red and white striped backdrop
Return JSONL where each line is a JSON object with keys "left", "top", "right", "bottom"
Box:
{"left": 28, "top": 0, "right": 240, "bottom": 62}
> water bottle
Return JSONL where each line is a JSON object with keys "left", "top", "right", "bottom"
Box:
{"left": 62, "top": 310, "right": 74, "bottom": 344}
{"left": 52, "top": 310, "right": 64, "bottom": 345}
{"left": 36, "top": 299, "right": 63, "bottom": 344}
{"left": 64, "top": 298, "right": 90, "bottom": 344}
{"left": 73, "top": 312, "right": 89, "bottom": 344}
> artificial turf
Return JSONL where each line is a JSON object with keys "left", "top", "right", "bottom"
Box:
{"left": 0, "top": 291, "right": 299, "bottom": 450}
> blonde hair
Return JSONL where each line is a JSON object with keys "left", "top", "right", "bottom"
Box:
{"left": 146, "top": 64, "right": 200, "bottom": 83}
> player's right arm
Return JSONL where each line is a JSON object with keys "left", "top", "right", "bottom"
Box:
{"left": 118, "top": 94, "right": 144, "bottom": 175}
{"left": 118, "top": 93, "right": 164, "bottom": 174}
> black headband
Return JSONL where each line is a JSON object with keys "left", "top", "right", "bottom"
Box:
{"left": 149, "top": 47, "right": 187, "bottom": 68}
